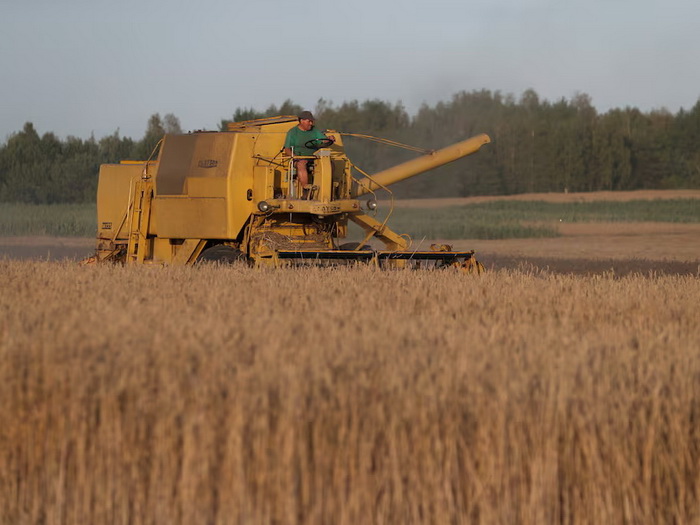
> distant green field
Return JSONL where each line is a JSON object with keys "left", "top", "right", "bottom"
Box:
{"left": 2, "top": 199, "right": 699, "bottom": 239}
{"left": 385, "top": 208, "right": 557, "bottom": 240}
{"left": 378, "top": 199, "right": 700, "bottom": 240}
{"left": 0, "top": 203, "right": 96, "bottom": 237}
{"left": 450, "top": 199, "right": 700, "bottom": 223}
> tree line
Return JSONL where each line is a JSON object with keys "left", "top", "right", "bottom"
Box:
{"left": 1, "top": 89, "right": 699, "bottom": 203}
{"left": 0, "top": 114, "right": 181, "bottom": 204}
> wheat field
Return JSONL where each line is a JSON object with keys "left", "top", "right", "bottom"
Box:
{"left": 1, "top": 260, "right": 700, "bottom": 524}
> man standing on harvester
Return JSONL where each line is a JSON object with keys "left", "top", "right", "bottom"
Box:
{"left": 283, "top": 111, "right": 334, "bottom": 197}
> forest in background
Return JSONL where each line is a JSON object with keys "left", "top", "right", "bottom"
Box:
{"left": 1, "top": 89, "right": 699, "bottom": 203}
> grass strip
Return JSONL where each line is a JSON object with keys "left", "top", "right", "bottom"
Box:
{"left": 439, "top": 199, "right": 700, "bottom": 223}
{"left": 384, "top": 198, "right": 700, "bottom": 239}
{"left": 0, "top": 203, "right": 96, "bottom": 237}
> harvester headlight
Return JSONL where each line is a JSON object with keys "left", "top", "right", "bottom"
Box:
{"left": 258, "top": 201, "right": 271, "bottom": 213}
{"left": 366, "top": 199, "right": 378, "bottom": 211}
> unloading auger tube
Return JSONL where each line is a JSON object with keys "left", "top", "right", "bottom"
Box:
{"left": 339, "top": 132, "right": 490, "bottom": 273}
{"left": 354, "top": 133, "right": 491, "bottom": 197}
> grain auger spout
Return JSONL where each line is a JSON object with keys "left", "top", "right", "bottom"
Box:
{"left": 90, "top": 114, "right": 490, "bottom": 272}
{"left": 354, "top": 134, "right": 491, "bottom": 197}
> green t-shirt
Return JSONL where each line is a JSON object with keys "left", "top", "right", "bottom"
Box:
{"left": 284, "top": 125, "right": 328, "bottom": 156}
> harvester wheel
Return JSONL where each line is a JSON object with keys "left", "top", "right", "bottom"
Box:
{"left": 197, "top": 245, "right": 248, "bottom": 264}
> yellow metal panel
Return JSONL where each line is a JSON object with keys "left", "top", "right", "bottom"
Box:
{"left": 126, "top": 180, "right": 154, "bottom": 264}
{"left": 155, "top": 135, "right": 197, "bottom": 195}
{"left": 153, "top": 237, "right": 173, "bottom": 263}
{"left": 184, "top": 177, "right": 227, "bottom": 197}
{"left": 171, "top": 239, "right": 207, "bottom": 265}
{"left": 152, "top": 197, "right": 228, "bottom": 239}
{"left": 259, "top": 198, "right": 360, "bottom": 215}
{"left": 228, "top": 132, "right": 256, "bottom": 239}
{"left": 313, "top": 154, "right": 333, "bottom": 202}
{"left": 156, "top": 134, "right": 233, "bottom": 196}
{"left": 253, "top": 166, "right": 275, "bottom": 202}
{"left": 96, "top": 163, "right": 144, "bottom": 240}
{"left": 251, "top": 121, "right": 296, "bottom": 155}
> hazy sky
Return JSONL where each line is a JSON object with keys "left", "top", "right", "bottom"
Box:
{"left": 1, "top": 0, "right": 699, "bottom": 142}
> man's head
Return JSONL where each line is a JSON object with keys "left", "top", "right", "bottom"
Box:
{"left": 297, "top": 110, "right": 315, "bottom": 131}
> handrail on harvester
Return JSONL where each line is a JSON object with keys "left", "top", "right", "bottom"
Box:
{"left": 353, "top": 133, "right": 491, "bottom": 197}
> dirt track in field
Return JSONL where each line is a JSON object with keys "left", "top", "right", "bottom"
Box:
{"left": 0, "top": 236, "right": 93, "bottom": 262}
{"left": 436, "top": 223, "right": 700, "bottom": 276}
{"left": 447, "top": 222, "right": 700, "bottom": 264}
{"left": 438, "top": 221, "right": 700, "bottom": 276}
{"left": 1, "top": 230, "right": 697, "bottom": 276}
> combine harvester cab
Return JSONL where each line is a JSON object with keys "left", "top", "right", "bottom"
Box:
{"left": 93, "top": 116, "right": 490, "bottom": 270}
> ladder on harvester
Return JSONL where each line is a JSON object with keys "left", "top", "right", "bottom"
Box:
{"left": 126, "top": 178, "right": 154, "bottom": 264}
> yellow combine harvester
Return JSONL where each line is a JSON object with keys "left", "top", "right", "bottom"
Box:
{"left": 92, "top": 116, "right": 490, "bottom": 269}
